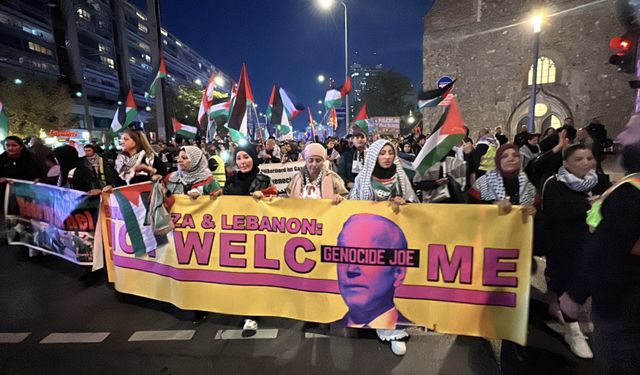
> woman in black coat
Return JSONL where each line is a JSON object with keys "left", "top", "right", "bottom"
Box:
{"left": 540, "top": 143, "right": 609, "bottom": 359}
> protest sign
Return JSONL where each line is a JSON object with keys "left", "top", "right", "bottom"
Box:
{"left": 258, "top": 161, "right": 305, "bottom": 194}
{"left": 5, "top": 180, "right": 102, "bottom": 268}
{"left": 101, "top": 188, "right": 532, "bottom": 344}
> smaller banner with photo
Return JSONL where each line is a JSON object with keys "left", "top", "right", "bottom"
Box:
{"left": 4, "top": 179, "right": 102, "bottom": 268}
{"left": 258, "top": 161, "right": 305, "bottom": 195}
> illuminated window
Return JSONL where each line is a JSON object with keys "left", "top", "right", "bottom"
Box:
{"left": 542, "top": 115, "right": 562, "bottom": 129}
{"left": 98, "top": 43, "right": 107, "bottom": 53}
{"left": 162, "top": 39, "right": 167, "bottom": 45}
{"left": 160, "top": 28, "right": 168, "bottom": 36}
{"left": 28, "top": 41, "right": 52, "bottom": 56}
{"left": 135, "top": 11, "right": 147, "bottom": 21}
{"left": 138, "top": 23, "right": 148, "bottom": 33}
{"left": 77, "top": 8, "right": 91, "bottom": 21}
{"left": 175, "top": 40, "right": 183, "bottom": 47}
{"left": 142, "top": 54, "right": 151, "bottom": 63}
{"left": 534, "top": 103, "right": 548, "bottom": 117}
{"left": 100, "top": 56, "right": 115, "bottom": 69}
{"left": 528, "top": 56, "right": 556, "bottom": 85}
{"left": 138, "top": 41, "right": 150, "bottom": 52}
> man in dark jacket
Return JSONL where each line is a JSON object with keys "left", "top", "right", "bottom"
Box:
{"left": 338, "top": 126, "right": 368, "bottom": 189}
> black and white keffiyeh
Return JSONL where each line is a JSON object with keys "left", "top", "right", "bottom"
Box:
{"left": 556, "top": 166, "right": 598, "bottom": 192}
{"left": 474, "top": 170, "right": 536, "bottom": 205}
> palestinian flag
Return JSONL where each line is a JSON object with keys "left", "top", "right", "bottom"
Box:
{"left": 209, "top": 96, "right": 230, "bottom": 121}
{"left": 280, "top": 87, "right": 304, "bottom": 120}
{"left": 172, "top": 118, "right": 197, "bottom": 139}
{"left": 226, "top": 64, "right": 254, "bottom": 142}
{"left": 308, "top": 107, "right": 316, "bottom": 137}
{"left": 0, "top": 101, "right": 9, "bottom": 141}
{"left": 412, "top": 97, "right": 466, "bottom": 176}
{"left": 329, "top": 107, "right": 338, "bottom": 130}
{"left": 148, "top": 55, "right": 167, "bottom": 98}
{"left": 324, "top": 77, "right": 352, "bottom": 109}
{"left": 267, "top": 83, "right": 292, "bottom": 137}
{"left": 112, "top": 183, "right": 158, "bottom": 256}
{"left": 351, "top": 103, "right": 375, "bottom": 136}
{"left": 124, "top": 89, "right": 138, "bottom": 127}
{"left": 197, "top": 90, "right": 210, "bottom": 127}
{"left": 418, "top": 79, "right": 456, "bottom": 109}
{"left": 205, "top": 117, "right": 216, "bottom": 142}
{"left": 204, "top": 71, "right": 217, "bottom": 102}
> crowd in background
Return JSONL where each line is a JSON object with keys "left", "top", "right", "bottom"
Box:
{"left": 0, "top": 114, "right": 638, "bottom": 373}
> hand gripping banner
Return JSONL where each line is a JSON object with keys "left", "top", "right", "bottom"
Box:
{"left": 101, "top": 182, "right": 532, "bottom": 344}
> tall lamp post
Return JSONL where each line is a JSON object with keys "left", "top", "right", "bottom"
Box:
{"left": 317, "top": 0, "right": 349, "bottom": 135}
{"left": 527, "top": 15, "right": 542, "bottom": 133}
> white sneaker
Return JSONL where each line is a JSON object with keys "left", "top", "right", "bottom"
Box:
{"left": 390, "top": 340, "right": 406, "bottom": 356}
{"left": 563, "top": 322, "right": 593, "bottom": 359}
{"left": 242, "top": 319, "right": 258, "bottom": 337}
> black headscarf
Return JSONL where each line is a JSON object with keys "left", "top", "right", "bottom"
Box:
{"left": 53, "top": 145, "right": 79, "bottom": 187}
{"left": 226, "top": 144, "right": 260, "bottom": 195}
{"left": 372, "top": 162, "right": 397, "bottom": 179}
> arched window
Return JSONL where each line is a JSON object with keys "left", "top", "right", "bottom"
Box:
{"left": 528, "top": 56, "right": 556, "bottom": 85}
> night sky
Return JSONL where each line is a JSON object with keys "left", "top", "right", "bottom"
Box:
{"left": 132, "top": 0, "right": 435, "bottom": 130}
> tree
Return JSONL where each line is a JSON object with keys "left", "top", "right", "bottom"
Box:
{"left": 164, "top": 84, "right": 201, "bottom": 128}
{"left": 0, "top": 77, "right": 77, "bottom": 137}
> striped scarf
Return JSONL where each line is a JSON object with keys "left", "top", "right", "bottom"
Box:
{"left": 556, "top": 166, "right": 598, "bottom": 192}
{"left": 477, "top": 170, "right": 535, "bottom": 205}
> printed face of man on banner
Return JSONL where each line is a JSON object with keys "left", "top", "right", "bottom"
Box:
{"left": 335, "top": 213, "right": 413, "bottom": 329}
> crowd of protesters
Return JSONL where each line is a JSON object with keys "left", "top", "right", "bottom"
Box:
{"left": 0, "top": 114, "right": 638, "bottom": 373}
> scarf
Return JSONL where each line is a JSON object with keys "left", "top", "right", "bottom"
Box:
{"left": 372, "top": 163, "right": 397, "bottom": 179}
{"left": 116, "top": 150, "right": 153, "bottom": 184}
{"left": 349, "top": 139, "right": 417, "bottom": 202}
{"left": 86, "top": 154, "right": 101, "bottom": 170}
{"left": 166, "top": 146, "right": 212, "bottom": 193}
{"left": 556, "top": 166, "right": 598, "bottom": 192}
{"left": 478, "top": 170, "right": 535, "bottom": 205}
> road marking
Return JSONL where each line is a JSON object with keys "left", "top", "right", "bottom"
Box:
{"left": 0, "top": 332, "right": 31, "bottom": 343}
{"left": 304, "top": 332, "right": 329, "bottom": 339}
{"left": 214, "top": 329, "right": 278, "bottom": 340}
{"left": 40, "top": 332, "right": 110, "bottom": 344}
{"left": 128, "top": 330, "right": 195, "bottom": 341}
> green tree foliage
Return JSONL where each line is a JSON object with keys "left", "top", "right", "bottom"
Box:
{"left": 164, "top": 84, "right": 201, "bottom": 128}
{"left": 0, "top": 78, "right": 77, "bottom": 137}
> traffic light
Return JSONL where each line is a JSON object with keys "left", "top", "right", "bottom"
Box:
{"left": 609, "top": 33, "right": 637, "bottom": 73}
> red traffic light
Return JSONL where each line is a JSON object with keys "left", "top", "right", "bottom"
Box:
{"left": 610, "top": 36, "right": 632, "bottom": 51}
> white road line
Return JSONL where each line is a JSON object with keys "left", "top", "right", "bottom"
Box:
{"left": 40, "top": 332, "right": 110, "bottom": 344}
{"left": 0, "top": 332, "right": 31, "bottom": 343}
{"left": 128, "top": 330, "right": 195, "bottom": 341}
{"left": 214, "top": 329, "right": 278, "bottom": 340}
{"left": 304, "top": 332, "right": 329, "bottom": 339}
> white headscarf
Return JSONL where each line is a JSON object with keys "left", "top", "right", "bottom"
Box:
{"left": 166, "top": 146, "right": 211, "bottom": 188}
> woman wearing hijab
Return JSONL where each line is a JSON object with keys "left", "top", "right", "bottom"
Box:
{"left": 222, "top": 143, "right": 276, "bottom": 335}
{"left": 163, "top": 146, "right": 221, "bottom": 199}
{"left": 349, "top": 139, "right": 417, "bottom": 356}
{"left": 469, "top": 144, "right": 537, "bottom": 215}
{"left": 111, "top": 128, "right": 166, "bottom": 187}
{"left": 53, "top": 145, "right": 101, "bottom": 193}
{"left": 286, "top": 143, "right": 347, "bottom": 202}
{"left": 539, "top": 143, "right": 609, "bottom": 359}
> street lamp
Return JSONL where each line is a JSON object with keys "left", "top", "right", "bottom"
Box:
{"left": 316, "top": 0, "right": 349, "bottom": 134}
{"left": 407, "top": 111, "right": 415, "bottom": 125}
{"left": 14, "top": 78, "right": 23, "bottom": 85}
{"left": 527, "top": 15, "right": 543, "bottom": 133}
{"left": 317, "top": 74, "right": 325, "bottom": 84}
{"left": 317, "top": 100, "right": 323, "bottom": 105}
{"left": 75, "top": 91, "right": 83, "bottom": 98}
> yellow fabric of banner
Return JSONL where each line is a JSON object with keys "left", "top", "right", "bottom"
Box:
{"left": 101, "top": 194, "right": 532, "bottom": 344}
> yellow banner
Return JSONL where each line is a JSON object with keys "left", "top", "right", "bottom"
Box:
{"left": 102, "top": 187, "right": 532, "bottom": 345}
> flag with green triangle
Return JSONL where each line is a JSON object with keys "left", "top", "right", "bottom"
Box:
{"left": 324, "top": 77, "right": 352, "bottom": 109}
{"left": 172, "top": 118, "right": 197, "bottom": 139}
{"left": 351, "top": 103, "right": 375, "bottom": 136}
{"left": 124, "top": 89, "right": 138, "bottom": 127}
{"left": 267, "top": 83, "right": 292, "bottom": 138}
{"left": 148, "top": 55, "right": 167, "bottom": 98}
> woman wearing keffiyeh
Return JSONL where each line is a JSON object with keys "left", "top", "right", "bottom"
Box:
{"left": 109, "top": 128, "right": 166, "bottom": 187}
{"left": 348, "top": 139, "right": 417, "bottom": 356}
{"left": 469, "top": 144, "right": 537, "bottom": 215}
{"left": 163, "top": 146, "right": 221, "bottom": 199}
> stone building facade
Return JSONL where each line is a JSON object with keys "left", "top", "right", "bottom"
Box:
{"left": 422, "top": 0, "right": 634, "bottom": 139}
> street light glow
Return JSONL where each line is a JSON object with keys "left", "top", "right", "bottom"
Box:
{"left": 317, "top": 0, "right": 335, "bottom": 10}
{"left": 317, "top": 74, "right": 325, "bottom": 83}
{"left": 75, "top": 91, "right": 83, "bottom": 98}
{"left": 318, "top": 110, "right": 322, "bottom": 115}
{"left": 194, "top": 78, "right": 202, "bottom": 86}
{"left": 317, "top": 100, "right": 323, "bottom": 105}
{"left": 145, "top": 106, "right": 152, "bottom": 111}
{"left": 532, "top": 15, "right": 542, "bottom": 33}
{"left": 214, "top": 76, "right": 225, "bottom": 86}
{"left": 14, "top": 78, "right": 23, "bottom": 85}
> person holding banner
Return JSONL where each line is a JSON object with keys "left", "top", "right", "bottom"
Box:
{"left": 53, "top": 145, "right": 102, "bottom": 194}
{"left": 348, "top": 138, "right": 418, "bottom": 356}
{"left": 163, "top": 146, "right": 221, "bottom": 199}
{"left": 469, "top": 144, "right": 537, "bottom": 216}
{"left": 286, "top": 143, "right": 347, "bottom": 202}
{"left": 222, "top": 143, "right": 277, "bottom": 335}
{"left": 109, "top": 128, "right": 166, "bottom": 188}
